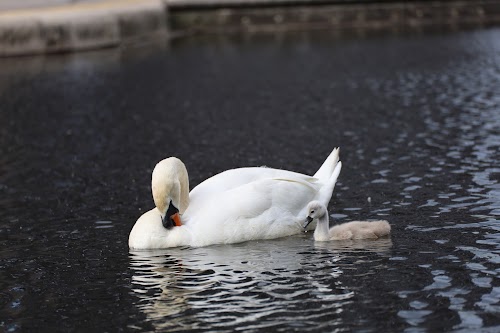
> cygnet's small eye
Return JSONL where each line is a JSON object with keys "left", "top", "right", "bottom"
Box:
{"left": 311, "top": 210, "right": 315, "bottom": 214}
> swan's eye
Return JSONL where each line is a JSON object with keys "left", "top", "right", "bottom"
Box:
{"left": 311, "top": 210, "right": 315, "bottom": 214}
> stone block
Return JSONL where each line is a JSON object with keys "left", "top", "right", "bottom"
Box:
{"left": 0, "top": 17, "right": 44, "bottom": 56}
{"left": 38, "top": 11, "right": 120, "bottom": 52}
{"left": 116, "top": 1, "right": 167, "bottom": 39}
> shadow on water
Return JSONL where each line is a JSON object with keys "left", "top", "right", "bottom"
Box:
{"left": 1, "top": 26, "right": 500, "bottom": 331}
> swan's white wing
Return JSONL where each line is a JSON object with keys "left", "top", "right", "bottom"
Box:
{"left": 190, "top": 167, "right": 318, "bottom": 194}
{"left": 188, "top": 167, "right": 318, "bottom": 211}
{"left": 186, "top": 176, "right": 320, "bottom": 247}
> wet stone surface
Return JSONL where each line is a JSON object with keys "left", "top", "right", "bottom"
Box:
{"left": 1, "top": 27, "right": 500, "bottom": 331}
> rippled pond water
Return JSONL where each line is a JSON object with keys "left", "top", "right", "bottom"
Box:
{"left": 1, "top": 27, "right": 500, "bottom": 332}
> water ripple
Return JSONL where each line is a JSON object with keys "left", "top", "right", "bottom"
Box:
{"left": 129, "top": 236, "right": 390, "bottom": 332}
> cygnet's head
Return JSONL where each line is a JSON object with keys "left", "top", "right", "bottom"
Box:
{"left": 303, "top": 201, "right": 328, "bottom": 229}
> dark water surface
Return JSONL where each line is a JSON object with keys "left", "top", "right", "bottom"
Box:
{"left": 1, "top": 27, "right": 500, "bottom": 332}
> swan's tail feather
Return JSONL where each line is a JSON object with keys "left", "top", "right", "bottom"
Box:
{"left": 318, "top": 161, "right": 342, "bottom": 205}
{"left": 311, "top": 147, "right": 342, "bottom": 207}
{"left": 330, "top": 160, "right": 342, "bottom": 185}
{"left": 313, "top": 147, "right": 340, "bottom": 181}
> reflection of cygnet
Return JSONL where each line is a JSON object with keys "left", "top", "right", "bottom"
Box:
{"left": 303, "top": 201, "right": 391, "bottom": 241}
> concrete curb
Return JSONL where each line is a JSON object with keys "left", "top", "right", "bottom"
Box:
{"left": 168, "top": 0, "right": 500, "bottom": 34}
{"left": 1, "top": 0, "right": 500, "bottom": 56}
{"left": 0, "top": 0, "right": 167, "bottom": 56}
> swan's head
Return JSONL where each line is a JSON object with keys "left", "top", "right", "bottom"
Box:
{"left": 303, "top": 201, "right": 327, "bottom": 229}
{"left": 151, "top": 157, "right": 190, "bottom": 230}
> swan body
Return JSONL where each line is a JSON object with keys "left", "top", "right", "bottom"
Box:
{"left": 129, "top": 148, "right": 342, "bottom": 249}
{"left": 304, "top": 201, "right": 391, "bottom": 241}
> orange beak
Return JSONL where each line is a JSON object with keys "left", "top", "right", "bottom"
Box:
{"left": 171, "top": 212, "right": 182, "bottom": 227}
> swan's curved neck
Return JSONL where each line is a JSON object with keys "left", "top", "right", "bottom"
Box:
{"left": 313, "top": 214, "right": 330, "bottom": 241}
{"left": 151, "top": 157, "right": 190, "bottom": 217}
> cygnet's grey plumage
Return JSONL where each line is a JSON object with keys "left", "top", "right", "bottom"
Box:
{"left": 304, "top": 201, "right": 391, "bottom": 241}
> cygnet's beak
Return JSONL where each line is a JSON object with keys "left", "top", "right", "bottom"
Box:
{"left": 303, "top": 216, "right": 314, "bottom": 229}
{"left": 162, "top": 201, "right": 182, "bottom": 229}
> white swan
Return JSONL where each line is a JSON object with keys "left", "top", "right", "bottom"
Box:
{"left": 303, "top": 201, "right": 391, "bottom": 241}
{"left": 129, "top": 148, "right": 342, "bottom": 249}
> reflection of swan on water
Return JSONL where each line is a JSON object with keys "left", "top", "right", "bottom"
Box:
{"left": 129, "top": 237, "right": 356, "bottom": 331}
{"left": 129, "top": 148, "right": 342, "bottom": 249}
{"left": 312, "top": 237, "right": 393, "bottom": 252}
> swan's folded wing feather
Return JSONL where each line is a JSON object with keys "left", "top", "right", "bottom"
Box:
{"left": 272, "top": 177, "right": 319, "bottom": 191}
{"left": 188, "top": 176, "right": 319, "bottom": 224}
{"left": 185, "top": 176, "right": 321, "bottom": 245}
{"left": 190, "top": 167, "right": 319, "bottom": 199}
{"left": 250, "top": 177, "right": 320, "bottom": 217}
